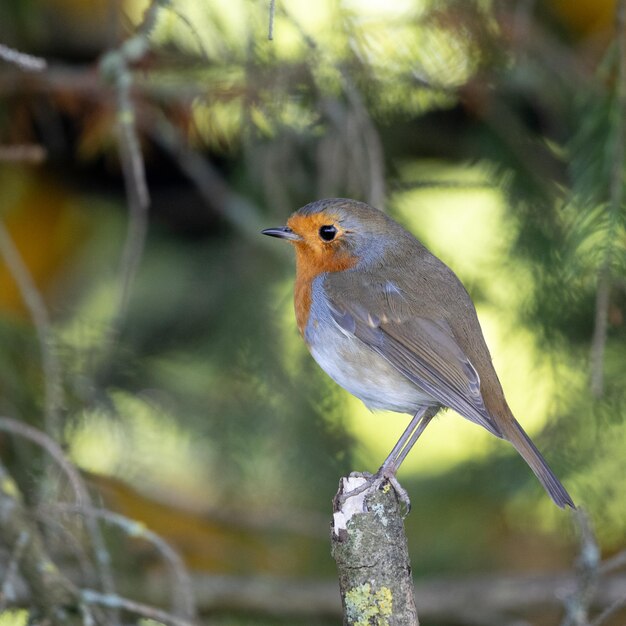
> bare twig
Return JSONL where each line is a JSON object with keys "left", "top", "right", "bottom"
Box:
{"left": 0, "top": 417, "right": 88, "bottom": 505}
{"left": 3, "top": 566, "right": 626, "bottom": 623}
{"left": 590, "top": 248, "right": 614, "bottom": 400}
{"left": 0, "top": 42, "right": 47, "bottom": 71}
{"left": 161, "top": 6, "right": 208, "bottom": 60}
{"left": 94, "top": 0, "right": 205, "bottom": 354}
{"left": 0, "top": 144, "right": 47, "bottom": 163}
{"left": 34, "top": 512, "right": 97, "bottom": 587}
{"left": 100, "top": 95, "right": 149, "bottom": 330}
{"left": 113, "top": 98, "right": 150, "bottom": 323}
{"left": 0, "top": 531, "right": 30, "bottom": 612}
{"left": 51, "top": 503, "right": 195, "bottom": 620}
{"left": 590, "top": 548, "right": 626, "bottom": 626}
{"left": 98, "top": 1, "right": 163, "bottom": 335}
{"left": 144, "top": 570, "right": 626, "bottom": 623}
{"left": 561, "top": 509, "right": 601, "bottom": 626}
{"left": 269, "top": 0, "right": 276, "bottom": 40}
{"left": 0, "top": 222, "right": 63, "bottom": 439}
{"left": 394, "top": 179, "right": 494, "bottom": 191}
{"left": 0, "top": 61, "right": 209, "bottom": 101}
{"left": 0, "top": 417, "right": 118, "bottom": 621}
{"left": 600, "top": 549, "right": 626, "bottom": 575}
{"left": 148, "top": 114, "right": 281, "bottom": 251}
{"left": 283, "top": 9, "right": 386, "bottom": 208}
{"left": 341, "top": 75, "right": 386, "bottom": 208}
{"left": 590, "top": 0, "right": 626, "bottom": 397}
{"left": 81, "top": 589, "right": 196, "bottom": 626}
{"left": 590, "top": 594, "right": 626, "bottom": 626}
{"left": 0, "top": 460, "right": 79, "bottom": 624}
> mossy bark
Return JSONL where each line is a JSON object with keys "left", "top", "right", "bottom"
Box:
{"left": 331, "top": 476, "right": 418, "bottom": 626}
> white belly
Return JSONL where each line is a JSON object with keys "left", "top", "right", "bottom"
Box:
{"left": 309, "top": 329, "right": 435, "bottom": 413}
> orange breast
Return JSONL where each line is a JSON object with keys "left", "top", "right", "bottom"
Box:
{"left": 292, "top": 242, "right": 357, "bottom": 337}
{"left": 294, "top": 265, "right": 313, "bottom": 338}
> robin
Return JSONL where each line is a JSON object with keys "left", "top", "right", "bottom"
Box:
{"left": 262, "top": 198, "right": 575, "bottom": 509}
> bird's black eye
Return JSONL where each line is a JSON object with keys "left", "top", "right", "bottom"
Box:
{"left": 319, "top": 225, "right": 337, "bottom": 241}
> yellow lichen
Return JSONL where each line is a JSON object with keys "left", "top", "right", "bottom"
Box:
{"left": 376, "top": 586, "right": 393, "bottom": 615}
{"left": 39, "top": 559, "right": 59, "bottom": 574}
{"left": 1, "top": 476, "right": 19, "bottom": 498}
{"left": 345, "top": 582, "right": 393, "bottom": 625}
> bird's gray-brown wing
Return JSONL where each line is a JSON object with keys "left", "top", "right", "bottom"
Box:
{"left": 324, "top": 271, "right": 503, "bottom": 438}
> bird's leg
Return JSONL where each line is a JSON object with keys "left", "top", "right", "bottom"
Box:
{"left": 375, "top": 407, "right": 437, "bottom": 512}
{"left": 379, "top": 406, "right": 437, "bottom": 478}
{"left": 339, "top": 406, "right": 437, "bottom": 513}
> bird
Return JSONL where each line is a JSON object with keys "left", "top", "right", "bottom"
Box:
{"left": 262, "top": 198, "right": 575, "bottom": 510}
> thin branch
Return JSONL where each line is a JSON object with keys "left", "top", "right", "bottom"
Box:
{"left": 342, "top": 75, "right": 386, "bottom": 208}
{"left": 269, "top": 0, "right": 276, "bottom": 40}
{"left": 0, "top": 61, "right": 210, "bottom": 101}
{"left": 589, "top": 239, "right": 613, "bottom": 399}
{"left": 282, "top": 8, "right": 386, "bottom": 208}
{"left": 0, "top": 222, "right": 63, "bottom": 440}
{"left": 0, "top": 144, "right": 47, "bottom": 163}
{"left": 394, "top": 179, "right": 494, "bottom": 191}
{"left": 81, "top": 589, "right": 196, "bottom": 626}
{"left": 162, "top": 6, "right": 209, "bottom": 60}
{"left": 590, "top": 0, "right": 626, "bottom": 397}
{"left": 3, "top": 566, "right": 626, "bottom": 623}
{"left": 33, "top": 512, "right": 97, "bottom": 587}
{"left": 591, "top": 549, "right": 626, "bottom": 626}
{"left": 0, "top": 418, "right": 88, "bottom": 505}
{"left": 146, "top": 570, "right": 626, "bottom": 622}
{"left": 148, "top": 113, "right": 281, "bottom": 251}
{"left": 51, "top": 503, "right": 195, "bottom": 621}
{"left": 561, "top": 509, "right": 601, "bottom": 626}
{"left": 0, "top": 42, "right": 47, "bottom": 71}
{"left": 0, "top": 530, "right": 30, "bottom": 612}
{"left": 94, "top": 0, "right": 207, "bottom": 360}
{"left": 600, "top": 549, "right": 626, "bottom": 575}
{"left": 113, "top": 97, "right": 150, "bottom": 324}
{"left": 0, "top": 459, "right": 79, "bottom": 624}
{"left": 590, "top": 594, "right": 626, "bottom": 626}
{"left": 0, "top": 417, "right": 118, "bottom": 622}
{"left": 97, "top": 2, "right": 162, "bottom": 338}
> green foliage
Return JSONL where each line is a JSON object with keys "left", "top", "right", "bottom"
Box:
{"left": 565, "top": 44, "right": 626, "bottom": 282}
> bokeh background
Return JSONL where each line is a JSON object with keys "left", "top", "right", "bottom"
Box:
{"left": 0, "top": 0, "right": 625, "bottom": 624}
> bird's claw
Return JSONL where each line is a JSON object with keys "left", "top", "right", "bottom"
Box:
{"left": 384, "top": 474, "right": 411, "bottom": 516}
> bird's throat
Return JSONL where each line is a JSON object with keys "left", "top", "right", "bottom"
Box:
{"left": 293, "top": 244, "right": 356, "bottom": 337}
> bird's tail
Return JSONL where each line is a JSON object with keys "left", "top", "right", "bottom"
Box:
{"left": 499, "top": 415, "right": 575, "bottom": 509}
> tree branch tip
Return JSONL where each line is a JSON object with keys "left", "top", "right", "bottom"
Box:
{"left": 0, "top": 43, "right": 47, "bottom": 72}
{"left": 332, "top": 475, "right": 369, "bottom": 537}
{"left": 0, "top": 144, "right": 47, "bottom": 163}
{"left": 331, "top": 474, "right": 417, "bottom": 623}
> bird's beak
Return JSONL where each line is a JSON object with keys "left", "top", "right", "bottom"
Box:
{"left": 261, "top": 226, "right": 302, "bottom": 241}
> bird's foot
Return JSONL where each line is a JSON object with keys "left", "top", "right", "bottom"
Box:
{"left": 381, "top": 472, "right": 411, "bottom": 516}
{"left": 336, "top": 469, "right": 411, "bottom": 517}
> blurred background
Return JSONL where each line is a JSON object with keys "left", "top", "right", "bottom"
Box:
{"left": 0, "top": 0, "right": 625, "bottom": 624}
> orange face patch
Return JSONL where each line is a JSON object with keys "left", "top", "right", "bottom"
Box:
{"left": 286, "top": 211, "right": 357, "bottom": 336}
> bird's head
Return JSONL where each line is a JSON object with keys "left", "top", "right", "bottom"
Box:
{"left": 262, "top": 198, "right": 397, "bottom": 272}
